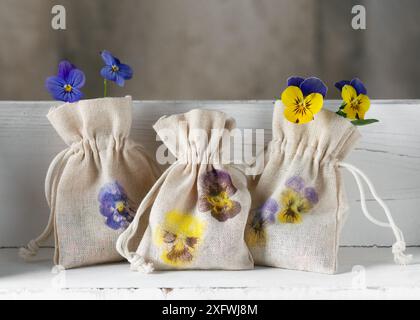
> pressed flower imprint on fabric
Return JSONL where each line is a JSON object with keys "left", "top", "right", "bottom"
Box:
{"left": 98, "top": 181, "right": 135, "bottom": 230}
{"left": 246, "top": 198, "right": 279, "bottom": 246}
{"left": 155, "top": 210, "right": 206, "bottom": 267}
{"left": 278, "top": 176, "right": 319, "bottom": 224}
{"left": 247, "top": 176, "right": 319, "bottom": 246}
{"left": 198, "top": 169, "right": 241, "bottom": 222}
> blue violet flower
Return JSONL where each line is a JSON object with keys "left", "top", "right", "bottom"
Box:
{"left": 45, "top": 60, "right": 85, "bottom": 103}
{"left": 100, "top": 50, "right": 133, "bottom": 87}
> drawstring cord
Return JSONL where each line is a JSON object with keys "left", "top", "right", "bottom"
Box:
{"left": 116, "top": 163, "right": 176, "bottom": 274}
{"left": 338, "top": 162, "right": 412, "bottom": 265}
{"left": 19, "top": 149, "right": 72, "bottom": 260}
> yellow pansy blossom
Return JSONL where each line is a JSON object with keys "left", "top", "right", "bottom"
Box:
{"left": 341, "top": 84, "right": 371, "bottom": 120}
{"left": 281, "top": 86, "right": 324, "bottom": 124}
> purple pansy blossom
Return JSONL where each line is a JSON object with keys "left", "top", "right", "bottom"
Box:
{"left": 287, "top": 76, "right": 328, "bottom": 98}
{"left": 98, "top": 181, "right": 135, "bottom": 230}
{"left": 198, "top": 169, "right": 241, "bottom": 222}
{"left": 334, "top": 78, "right": 367, "bottom": 95}
{"left": 100, "top": 50, "right": 133, "bottom": 87}
{"left": 45, "top": 60, "right": 85, "bottom": 102}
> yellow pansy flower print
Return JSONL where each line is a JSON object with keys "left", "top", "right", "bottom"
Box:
{"left": 155, "top": 210, "right": 205, "bottom": 267}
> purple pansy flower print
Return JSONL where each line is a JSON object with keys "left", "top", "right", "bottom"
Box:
{"left": 304, "top": 187, "right": 319, "bottom": 205}
{"left": 98, "top": 181, "right": 135, "bottom": 230}
{"left": 246, "top": 198, "right": 279, "bottom": 246}
{"left": 198, "top": 169, "right": 241, "bottom": 222}
{"left": 252, "top": 198, "right": 279, "bottom": 226}
{"left": 285, "top": 176, "right": 305, "bottom": 192}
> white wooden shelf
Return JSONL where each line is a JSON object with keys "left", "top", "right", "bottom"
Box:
{"left": 1, "top": 247, "right": 419, "bottom": 299}
{"left": 1, "top": 100, "right": 420, "bottom": 248}
{"left": 1, "top": 100, "right": 419, "bottom": 299}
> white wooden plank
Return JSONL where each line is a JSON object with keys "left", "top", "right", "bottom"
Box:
{"left": 0, "top": 100, "right": 419, "bottom": 246}
{"left": 1, "top": 248, "right": 419, "bottom": 299}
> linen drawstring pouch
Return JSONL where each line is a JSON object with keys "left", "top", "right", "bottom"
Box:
{"left": 116, "top": 109, "right": 254, "bottom": 272}
{"left": 246, "top": 105, "right": 412, "bottom": 274}
{"left": 20, "top": 96, "right": 161, "bottom": 269}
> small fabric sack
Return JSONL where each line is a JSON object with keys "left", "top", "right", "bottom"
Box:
{"left": 246, "top": 105, "right": 411, "bottom": 274}
{"left": 117, "top": 109, "right": 254, "bottom": 272}
{"left": 20, "top": 96, "right": 160, "bottom": 269}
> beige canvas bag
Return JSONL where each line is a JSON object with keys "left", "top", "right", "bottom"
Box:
{"left": 246, "top": 105, "right": 412, "bottom": 274}
{"left": 116, "top": 109, "right": 254, "bottom": 272}
{"left": 20, "top": 96, "right": 160, "bottom": 269}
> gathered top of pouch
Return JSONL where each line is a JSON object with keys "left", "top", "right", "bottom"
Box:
{"left": 47, "top": 96, "right": 132, "bottom": 146}
{"left": 153, "top": 108, "right": 236, "bottom": 165}
{"left": 270, "top": 101, "right": 361, "bottom": 165}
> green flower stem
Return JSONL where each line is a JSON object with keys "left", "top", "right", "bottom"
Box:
{"left": 104, "top": 79, "right": 108, "bottom": 97}
{"left": 336, "top": 110, "right": 347, "bottom": 118}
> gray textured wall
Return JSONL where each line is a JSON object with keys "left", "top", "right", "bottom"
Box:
{"left": 0, "top": 0, "right": 419, "bottom": 100}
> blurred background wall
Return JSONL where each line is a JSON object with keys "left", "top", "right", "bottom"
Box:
{"left": 0, "top": 0, "right": 419, "bottom": 100}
